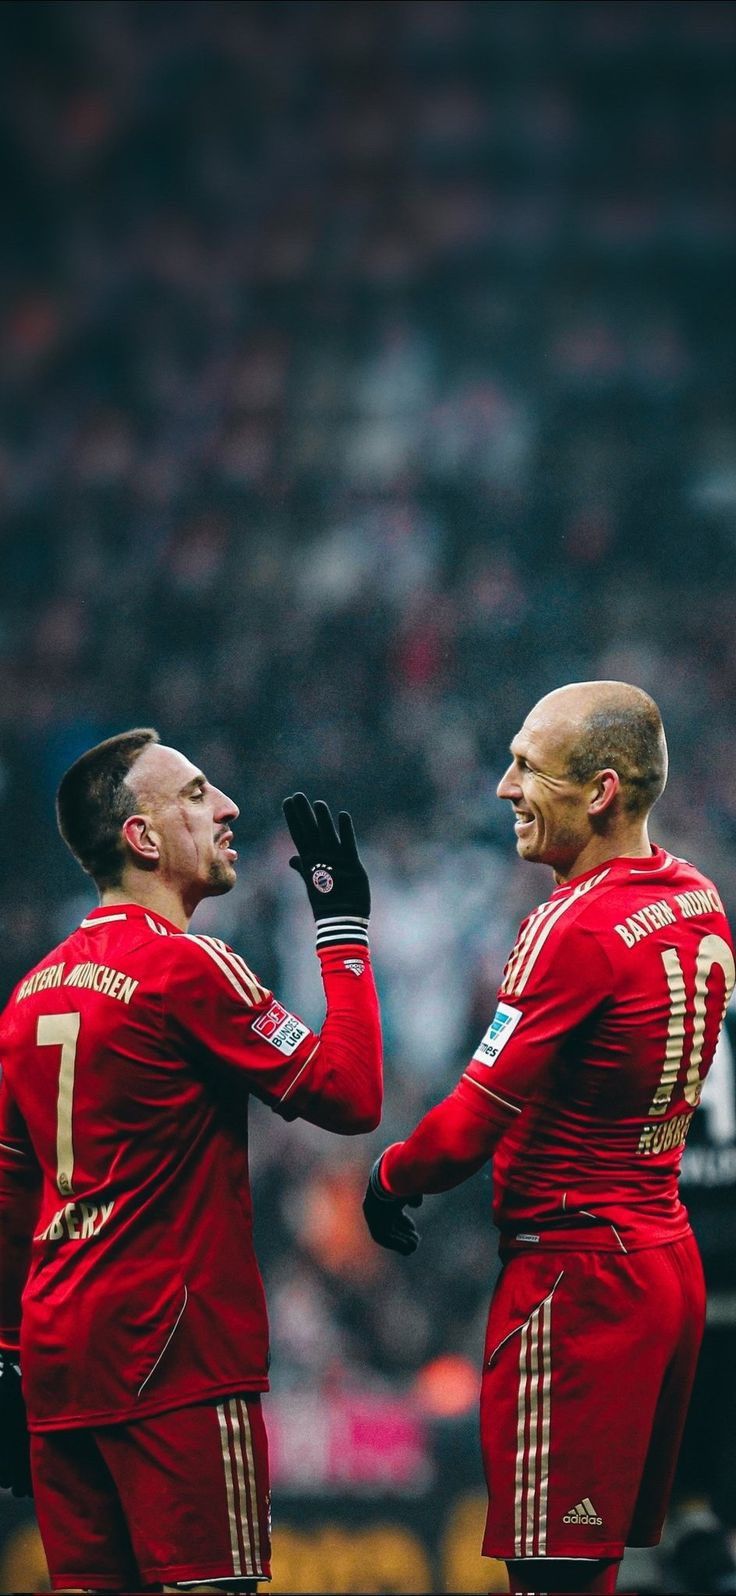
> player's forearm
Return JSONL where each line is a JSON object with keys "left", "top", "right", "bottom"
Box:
{"left": 290, "top": 944, "right": 383, "bottom": 1133}
{"left": 380, "top": 1083, "right": 511, "bottom": 1196}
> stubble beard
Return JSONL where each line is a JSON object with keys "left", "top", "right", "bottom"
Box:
{"left": 206, "top": 856, "right": 236, "bottom": 895}
{"left": 518, "top": 813, "right": 581, "bottom": 871}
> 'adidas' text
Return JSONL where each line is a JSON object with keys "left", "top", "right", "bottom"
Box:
{"left": 563, "top": 1497, "right": 603, "bottom": 1526}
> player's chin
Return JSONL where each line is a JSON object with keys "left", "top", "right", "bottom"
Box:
{"left": 206, "top": 860, "right": 237, "bottom": 894}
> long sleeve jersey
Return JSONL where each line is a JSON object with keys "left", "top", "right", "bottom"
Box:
{"left": 0, "top": 902, "right": 382, "bottom": 1430}
{"left": 381, "top": 848, "right": 734, "bottom": 1253}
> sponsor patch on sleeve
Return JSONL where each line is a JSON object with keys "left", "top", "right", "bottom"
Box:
{"left": 472, "top": 1002, "right": 523, "bottom": 1067}
{"left": 252, "top": 1001, "right": 310, "bottom": 1055}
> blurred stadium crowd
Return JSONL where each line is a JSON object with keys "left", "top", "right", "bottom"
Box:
{"left": 1, "top": 1, "right": 736, "bottom": 1587}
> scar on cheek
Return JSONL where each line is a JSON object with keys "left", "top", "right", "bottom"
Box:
{"left": 182, "top": 811, "right": 197, "bottom": 844}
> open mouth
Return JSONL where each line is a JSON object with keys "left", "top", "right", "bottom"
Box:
{"left": 218, "top": 832, "right": 238, "bottom": 860}
{"left": 513, "top": 812, "right": 535, "bottom": 834}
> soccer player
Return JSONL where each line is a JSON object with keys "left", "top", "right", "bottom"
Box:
{"left": 0, "top": 729, "right": 382, "bottom": 1593}
{"left": 363, "top": 681, "right": 734, "bottom": 1596}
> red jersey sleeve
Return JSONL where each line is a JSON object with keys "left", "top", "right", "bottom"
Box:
{"left": 164, "top": 933, "right": 382, "bottom": 1134}
{"left": 0, "top": 1067, "right": 42, "bottom": 1352}
{"left": 381, "top": 913, "right": 612, "bottom": 1197}
{"left": 458, "top": 913, "right": 613, "bottom": 1119}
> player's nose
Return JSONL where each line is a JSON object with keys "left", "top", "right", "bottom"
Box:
{"left": 496, "top": 764, "right": 519, "bottom": 800}
{"left": 215, "top": 789, "right": 240, "bottom": 821}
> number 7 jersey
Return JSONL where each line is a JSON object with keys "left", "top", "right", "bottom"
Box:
{"left": 383, "top": 847, "right": 735, "bottom": 1252}
{"left": 0, "top": 903, "right": 382, "bottom": 1429}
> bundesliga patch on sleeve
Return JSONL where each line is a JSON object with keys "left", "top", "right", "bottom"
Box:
{"left": 472, "top": 1002, "right": 523, "bottom": 1067}
{"left": 252, "top": 1001, "right": 310, "bottom": 1055}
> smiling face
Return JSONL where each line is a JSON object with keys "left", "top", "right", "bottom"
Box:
{"left": 496, "top": 681, "right": 665, "bottom": 883}
{"left": 123, "top": 742, "right": 240, "bottom": 910}
{"left": 496, "top": 697, "right": 605, "bottom": 877}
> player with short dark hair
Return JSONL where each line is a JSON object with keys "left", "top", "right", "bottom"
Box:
{"left": 0, "top": 731, "right": 383, "bottom": 1593}
{"left": 364, "top": 681, "right": 734, "bottom": 1596}
{"left": 56, "top": 727, "right": 162, "bottom": 887}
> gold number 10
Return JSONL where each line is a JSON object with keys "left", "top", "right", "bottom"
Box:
{"left": 649, "top": 934, "right": 735, "bottom": 1117}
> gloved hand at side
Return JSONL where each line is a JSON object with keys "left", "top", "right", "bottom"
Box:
{"left": 363, "top": 1156, "right": 423, "bottom": 1255}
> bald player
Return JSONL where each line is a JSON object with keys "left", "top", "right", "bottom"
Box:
{"left": 363, "top": 682, "right": 735, "bottom": 1596}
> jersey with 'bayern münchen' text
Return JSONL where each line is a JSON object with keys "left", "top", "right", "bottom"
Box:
{"left": 382, "top": 848, "right": 735, "bottom": 1252}
{"left": 0, "top": 903, "right": 381, "bottom": 1430}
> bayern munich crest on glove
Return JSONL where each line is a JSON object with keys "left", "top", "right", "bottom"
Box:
{"left": 282, "top": 793, "right": 371, "bottom": 925}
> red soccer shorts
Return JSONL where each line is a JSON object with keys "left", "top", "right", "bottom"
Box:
{"left": 480, "top": 1232, "right": 705, "bottom": 1561}
{"left": 31, "top": 1393, "right": 271, "bottom": 1590}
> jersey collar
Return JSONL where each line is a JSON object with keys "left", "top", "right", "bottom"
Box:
{"left": 553, "top": 844, "right": 673, "bottom": 895}
{"left": 80, "top": 904, "right": 183, "bottom": 935}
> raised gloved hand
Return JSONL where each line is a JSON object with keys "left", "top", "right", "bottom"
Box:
{"left": 363, "top": 1156, "right": 423, "bottom": 1255}
{"left": 0, "top": 1352, "right": 33, "bottom": 1497}
{"left": 282, "top": 794, "right": 370, "bottom": 932}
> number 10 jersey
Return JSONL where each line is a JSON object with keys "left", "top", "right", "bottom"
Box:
{"left": 383, "top": 846, "right": 735, "bottom": 1252}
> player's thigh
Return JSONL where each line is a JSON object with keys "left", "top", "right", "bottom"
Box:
{"left": 98, "top": 1394, "right": 271, "bottom": 1587}
{"left": 479, "top": 1247, "right": 687, "bottom": 1561}
{"left": 30, "top": 1427, "right": 141, "bottom": 1591}
{"left": 628, "top": 1232, "right": 706, "bottom": 1546}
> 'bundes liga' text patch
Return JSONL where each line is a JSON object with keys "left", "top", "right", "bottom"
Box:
{"left": 252, "top": 1000, "right": 310, "bottom": 1055}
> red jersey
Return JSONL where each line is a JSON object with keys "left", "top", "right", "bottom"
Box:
{"left": 0, "top": 903, "right": 382, "bottom": 1430}
{"left": 382, "top": 848, "right": 735, "bottom": 1251}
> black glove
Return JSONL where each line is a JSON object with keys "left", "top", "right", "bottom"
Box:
{"left": 0, "top": 1352, "right": 33, "bottom": 1497}
{"left": 363, "top": 1156, "right": 423, "bottom": 1255}
{"left": 282, "top": 794, "right": 370, "bottom": 934}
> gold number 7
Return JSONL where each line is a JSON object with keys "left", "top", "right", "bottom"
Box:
{"left": 37, "top": 1012, "right": 82, "bottom": 1196}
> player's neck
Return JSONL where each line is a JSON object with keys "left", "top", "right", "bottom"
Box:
{"left": 553, "top": 823, "right": 652, "bottom": 886}
{"left": 100, "top": 879, "right": 192, "bottom": 932}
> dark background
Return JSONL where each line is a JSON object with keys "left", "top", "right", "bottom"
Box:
{"left": 0, "top": 2, "right": 734, "bottom": 1589}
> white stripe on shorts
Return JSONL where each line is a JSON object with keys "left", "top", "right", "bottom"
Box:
{"left": 217, "top": 1402, "right": 242, "bottom": 1576}
{"left": 236, "top": 1396, "right": 263, "bottom": 1575}
{"left": 217, "top": 1398, "right": 265, "bottom": 1579}
{"left": 514, "top": 1272, "right": 563, "bottom": 1556}
{"left": 226, "top": 1399, "right": 252, "bottom": 1575}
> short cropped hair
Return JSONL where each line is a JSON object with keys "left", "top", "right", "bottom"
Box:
{"left": 56, "top": 729, "right": 160, "bottom": 888}
{"left": 566, "top": 699, "right": 667, "bottom": 817}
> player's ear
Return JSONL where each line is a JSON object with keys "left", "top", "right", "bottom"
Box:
{"left": 588, "top": 768, "right": 620, "bottom": 816}
{"left": 121, "top": 813, "right": 161, "bottom": 864}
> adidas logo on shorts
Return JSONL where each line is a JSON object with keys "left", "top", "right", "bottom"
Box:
{"left": 563, "top": 1497, "right": 603, "bottom": 1526}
